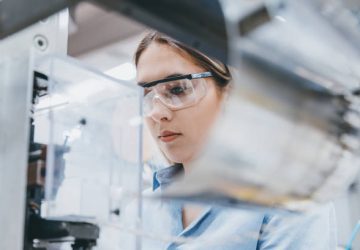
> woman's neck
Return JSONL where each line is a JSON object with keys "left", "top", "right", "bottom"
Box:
{"left": 180, "top": 162, "right": 190, "bottom": 175}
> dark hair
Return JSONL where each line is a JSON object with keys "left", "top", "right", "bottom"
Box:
{"left": 134, "top": 31, "right": 232, "bottom": 91}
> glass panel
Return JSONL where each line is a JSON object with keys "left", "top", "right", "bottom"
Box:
{"left": 32, "top": 55, "right": 143, "bottom": 249}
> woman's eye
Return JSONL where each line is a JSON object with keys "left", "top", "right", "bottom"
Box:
{"left": 170, "top": 86, "right": 185, "bottom": 95}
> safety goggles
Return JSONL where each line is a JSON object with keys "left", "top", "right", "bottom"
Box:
{"left": 140, "top": 72, "right": 213, "bottom": 117}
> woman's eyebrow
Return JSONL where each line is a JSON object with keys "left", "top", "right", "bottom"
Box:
{"left": 137, "top": 73, "right": 184, "bottom": 86}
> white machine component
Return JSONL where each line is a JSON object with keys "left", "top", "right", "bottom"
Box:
{"left": 0, "top": 11, "right": 68, "bottom": 250}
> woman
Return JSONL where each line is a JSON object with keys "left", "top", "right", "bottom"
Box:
{"left": 125, "top": 31, "right": 336, "bottom": 249}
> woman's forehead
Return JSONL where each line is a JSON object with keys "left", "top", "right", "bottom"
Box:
{"left": 136, "top": 43, "right": 203, "bottom": 83}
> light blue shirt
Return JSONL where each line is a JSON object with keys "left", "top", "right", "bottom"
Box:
{"left": 123, "top": 164, "right": 337, "bottom": 250}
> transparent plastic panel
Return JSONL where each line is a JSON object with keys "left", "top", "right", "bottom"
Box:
{"left": 33, "top": 55, "right": 143, "bottom": 249}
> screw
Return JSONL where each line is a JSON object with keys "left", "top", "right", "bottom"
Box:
{"left": 33, "top": 35, "right": 48, "bottom": 51}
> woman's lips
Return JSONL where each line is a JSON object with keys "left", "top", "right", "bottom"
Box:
{"left": 159, "top": 131, "right": 182, "bottom": 143}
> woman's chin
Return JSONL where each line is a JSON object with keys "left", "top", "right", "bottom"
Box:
{"left": 165, "top": 152, "right": 196, "bottom": 166}
{"left": 165, "top": 153, "right": 191, "bottom": 163}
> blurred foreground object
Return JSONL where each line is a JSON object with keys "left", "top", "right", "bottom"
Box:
{"left": 160, "top": 0, "right": 360, "bottom": 212}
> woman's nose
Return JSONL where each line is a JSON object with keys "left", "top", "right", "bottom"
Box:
{"left": 148, "top": 97, "right": 173, "bottom": 122}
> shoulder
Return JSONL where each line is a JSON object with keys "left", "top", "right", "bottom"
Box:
{"left": 212, "top": 206, "right": 267, "bottom": 231}
{"left": 258, "top": 203, "right": 337, "bottom": 249}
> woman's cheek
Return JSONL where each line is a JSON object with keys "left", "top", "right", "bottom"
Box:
{"left": 145, "top": 119, "right": 156, "bottom": 138}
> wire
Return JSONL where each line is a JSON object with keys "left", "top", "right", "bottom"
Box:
{"left": 346, "top": 220, "right": 360, "bottom": 250}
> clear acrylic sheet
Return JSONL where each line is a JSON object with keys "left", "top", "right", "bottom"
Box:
{"left": 33, "top": 55, "right": 143, "bottom": 249}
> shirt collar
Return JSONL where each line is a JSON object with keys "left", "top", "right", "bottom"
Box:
{"left": 153, "top": 163, "right": 184, "bottom": 191}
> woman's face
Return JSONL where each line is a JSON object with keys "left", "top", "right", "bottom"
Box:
{"left": 137, "top": 42, "right": 224, "bottom": 166}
